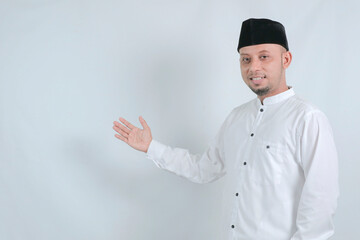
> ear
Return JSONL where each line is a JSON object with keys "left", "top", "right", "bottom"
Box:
{"left": 282, "top": 51, "right": 292, "bottom": 69}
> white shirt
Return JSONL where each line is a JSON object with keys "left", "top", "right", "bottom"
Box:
{"left": 146, "top": 87, "right": 339, "bottom": 240}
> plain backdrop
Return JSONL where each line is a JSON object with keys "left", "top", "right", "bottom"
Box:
{"left": 0, "top": 0, "right": 359, "bottom": 239}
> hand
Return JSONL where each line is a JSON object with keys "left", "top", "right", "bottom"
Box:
{"left": 113, "top": 116, "right": 153, "bottom": 153}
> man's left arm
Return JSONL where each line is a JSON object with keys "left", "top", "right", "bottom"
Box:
{"left": 291, "top": 110, "right": 339, "bottom": 240}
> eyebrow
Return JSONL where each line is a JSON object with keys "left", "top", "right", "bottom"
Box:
{"left": 240, "top": 50, "right": 270, "bottom": 55}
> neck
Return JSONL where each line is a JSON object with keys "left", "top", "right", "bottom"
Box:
{"left": 258, "top": 85, "right": 290, "bottom": 105}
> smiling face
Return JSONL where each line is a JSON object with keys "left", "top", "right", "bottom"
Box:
{"left": 239, "top": 43, "right": 292, "bottom": 102}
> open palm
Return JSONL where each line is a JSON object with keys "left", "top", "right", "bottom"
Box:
{"left": 113, "top": 116, "right": 152, "bottom": 153}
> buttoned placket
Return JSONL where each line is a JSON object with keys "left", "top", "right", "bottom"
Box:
{"left": 229, "top": 89, "right": 296, "bottom": 234}
{"left": 231, "top": 103, "right": 267, "bottom": 232}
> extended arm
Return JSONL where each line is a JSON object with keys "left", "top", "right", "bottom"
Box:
{"left": 145, "top": 133, "right": 226, "bottom": 184}
{"left": 113, "top": 112, "right": 233, "bottom": 184}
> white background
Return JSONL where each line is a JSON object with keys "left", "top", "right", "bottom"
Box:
{"left": 0, "top": 0, "right": 359, "bottom": 239}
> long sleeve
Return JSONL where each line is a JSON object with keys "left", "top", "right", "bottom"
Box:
{"left": 145, "top": 112, "right": 233, "bottom": 184}
{"left": 291, "top": 110, "right": 339, "bottom": 240}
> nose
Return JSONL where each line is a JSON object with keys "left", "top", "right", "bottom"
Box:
{"left": 249, "top": 58, "right": 261, "bottom": 73}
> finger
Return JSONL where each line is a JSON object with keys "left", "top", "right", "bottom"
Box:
{"left": 114, "top": 121, "right": 131, "bottom": 134}
{"left": 139, "top": 116, "right": 149, "bottom": 130}
{"left": 115, "top": 134, "right": 128, "bottom": 143}
{"left": 119, "top": 117, "right": 136, "bottom": 130}
{"left": 113, "top": 125, "right": 129, "bottom": 138}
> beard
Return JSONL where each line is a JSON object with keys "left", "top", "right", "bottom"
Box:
{"left": 249, "top": 86, "right": 270, "bottom": 96}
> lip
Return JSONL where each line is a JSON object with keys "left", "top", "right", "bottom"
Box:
{"left": 249, "top": 76, "right": 266, "bottom": 85}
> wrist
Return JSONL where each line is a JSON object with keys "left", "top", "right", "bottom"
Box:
{"left": 145, "top": 138, "right": 153, "bottom": 153}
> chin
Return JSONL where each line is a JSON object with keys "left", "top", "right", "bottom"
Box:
{"left": 250, "top": 86, "right": 270, "bottom": 96}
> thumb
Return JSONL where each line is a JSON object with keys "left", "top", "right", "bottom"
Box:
{"left": 139, "top": 116, "right": 149, "bottom": 130}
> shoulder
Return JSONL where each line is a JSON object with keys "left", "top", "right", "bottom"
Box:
{"left": 220, "top": 98, "right": 257, "bottom": 127}
{"left": 289, "top": 94, "right": 321, "bottom": 115}
{"left": 287, "top": 94, "right": 332, "bottom": 123}
{"left": 231, "top": 98, "right": 257, "bottom": 114}
{"left": 290, "top": 95, "right": 333, "bottom": 135}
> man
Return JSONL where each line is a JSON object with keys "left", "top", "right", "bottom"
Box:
{"left": 113, "top": 18, "right": 339, "bottom": 239}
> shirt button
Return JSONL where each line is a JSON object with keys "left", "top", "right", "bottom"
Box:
{"left": 260, "top": 108, "right": 264, "bottom": 112}
{"left": 266, "top": 145, "right": 270, "bottom": 149}
{"left": 243, "top": 162, "right": 247, "bottom": 165}
{"left": 250, "top": 133, "right": 254, "bottom": 137}
{"left": 235, "top": 193, "right": 239, "bottom": 196}
{"left": 231, "top": 225, "right": 235, "bottom": 228}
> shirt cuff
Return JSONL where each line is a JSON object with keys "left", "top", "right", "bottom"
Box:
{"left": 145, "top": 139, "right": 167, "bottom": 168}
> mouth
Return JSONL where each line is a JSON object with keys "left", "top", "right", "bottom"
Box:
{"left": 249, "top": 76, "right": 266, "bottom": 85}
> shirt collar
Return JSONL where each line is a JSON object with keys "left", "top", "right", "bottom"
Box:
{"left": 257, "top": 86, "right": 295, "bottom": 106}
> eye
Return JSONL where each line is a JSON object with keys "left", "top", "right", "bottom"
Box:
{"left": 260, "top": 55, "right": 269, "bottom": 60}
{"left": 241, "top": 57, "right": 250, "bottom": 63}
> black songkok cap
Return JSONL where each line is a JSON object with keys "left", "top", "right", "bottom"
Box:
{"left": 237, "top": 18, "right": 289, "bottom": 52}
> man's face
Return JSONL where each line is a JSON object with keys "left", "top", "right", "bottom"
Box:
{"left": 239, "top": 43, "right": 292, "bottom": 100}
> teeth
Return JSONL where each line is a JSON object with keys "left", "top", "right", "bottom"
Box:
{"left": 251, "top": 77, "right": 263, "bottom": 80}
